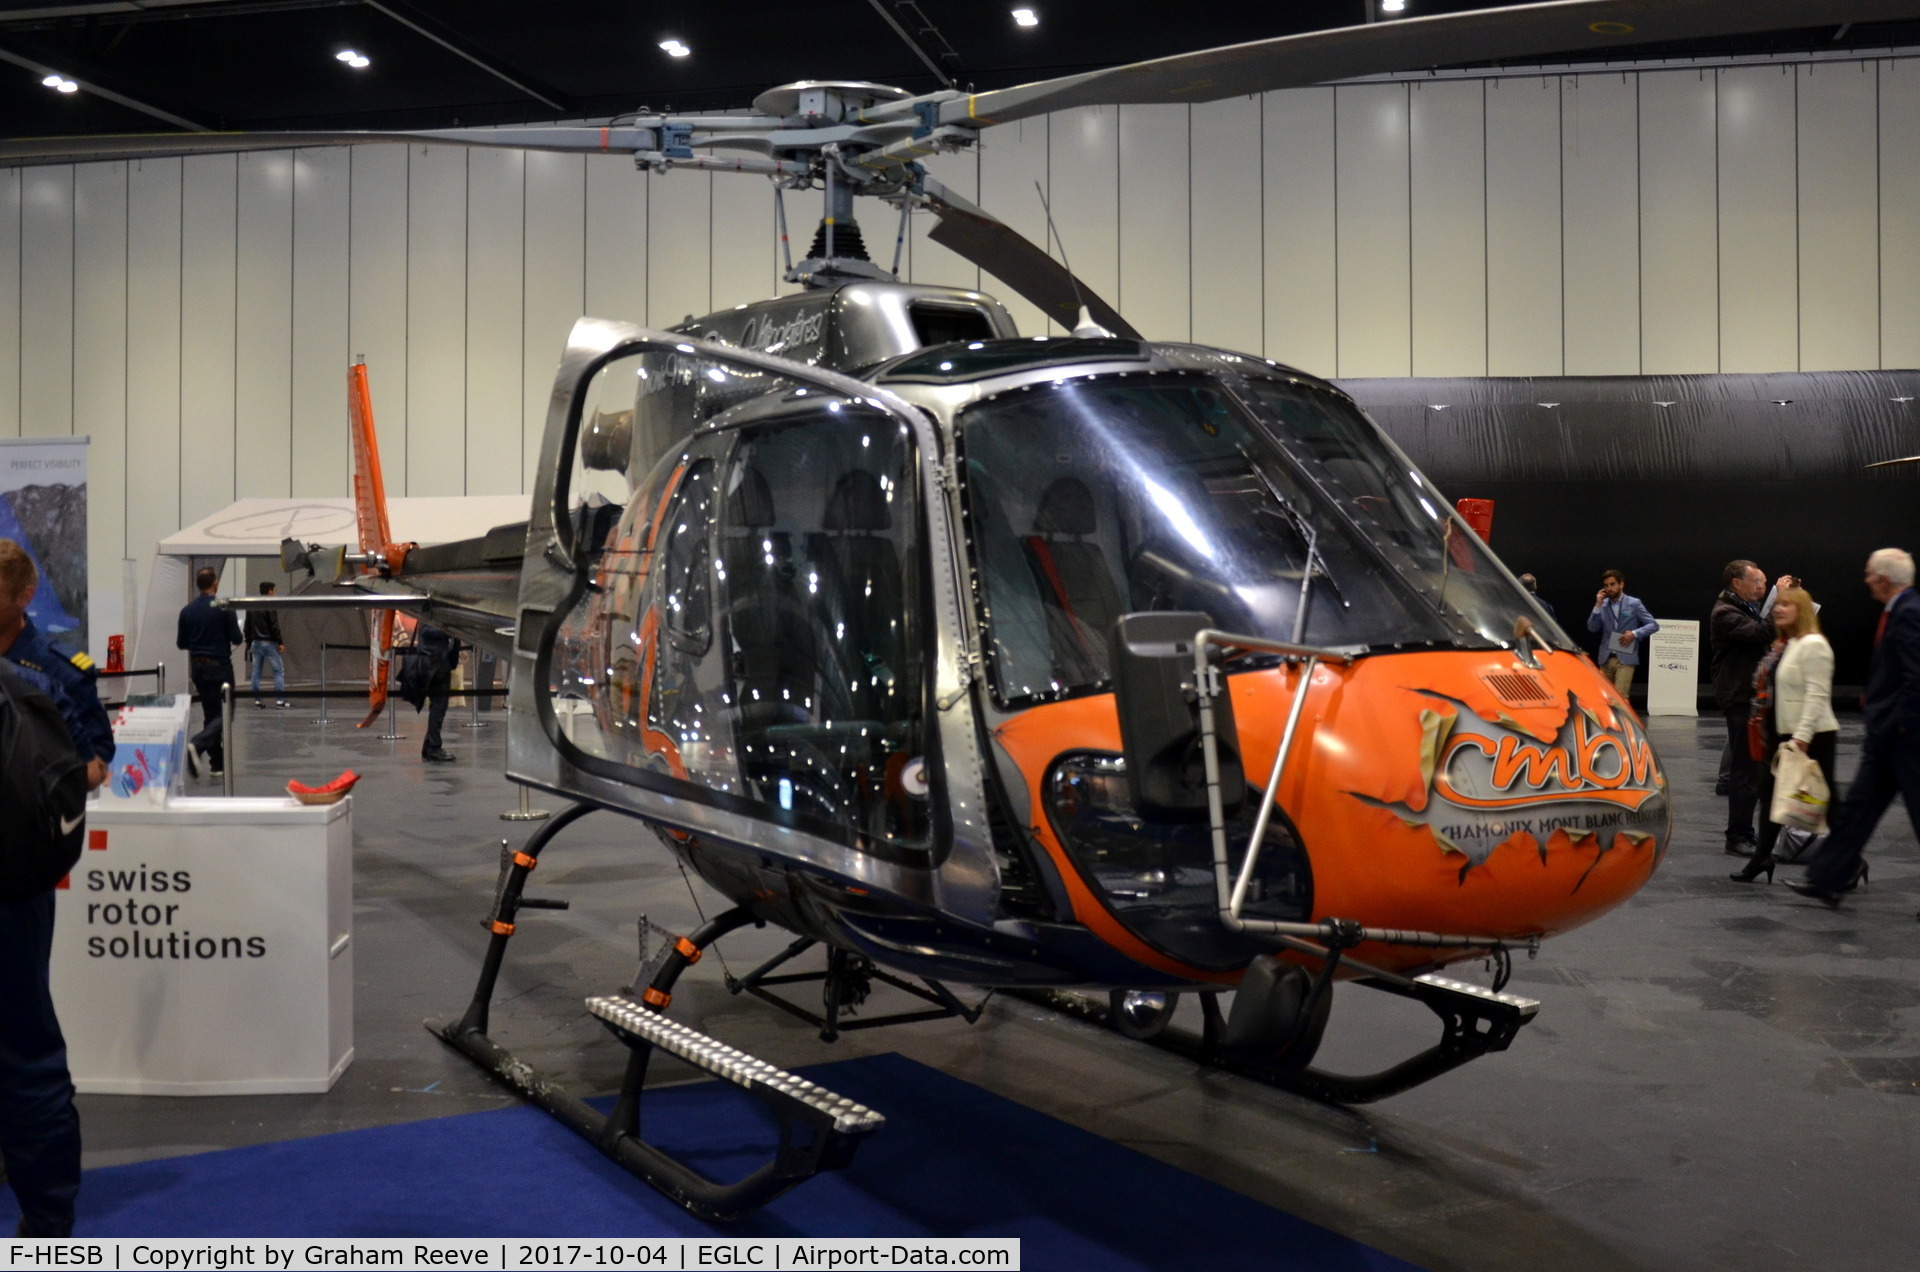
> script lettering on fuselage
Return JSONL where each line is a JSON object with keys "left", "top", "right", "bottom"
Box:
{"left": 1351, "top": 688, "right": 1667, "bottom": 884}
{"left": 738, "top": 306, "right": 827, "bottom": 357}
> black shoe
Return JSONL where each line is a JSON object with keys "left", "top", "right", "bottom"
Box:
{"left": 1724, "top": 838, "right": 1758, "bottom": 857}
{"left": 1730, "top": 856, "right": 1775, "bottom": 883}
{"left": 422, "top": 749, "right": 456, "bottom": 763}
{"left": 1784, "top": 877, "right": 1845, "bottom": 907}
{"left": 1714, "top": 778, "right": 1730, "bottom": 796}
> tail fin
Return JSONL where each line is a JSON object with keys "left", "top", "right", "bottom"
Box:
{"left": 346, "top": 361, "right": 394, "bottom": 554}
{"left": 347, "top": 361, "right": 403, "bottom": 729}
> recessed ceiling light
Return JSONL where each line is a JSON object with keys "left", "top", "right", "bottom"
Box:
{"left": 1012, "top": 8, "right": 1039, "bottom": 27}
{"left": 41, "top": 73, "right": 77, "bottom": 93}
{"left": 1381, "top": 0, "right": 1408, "bottom": 12}
{"left": 659, "top": 38, "right": 690, "bottom": 58}
{"left": 335, "top": 49, "right": 371, "bottom": 69}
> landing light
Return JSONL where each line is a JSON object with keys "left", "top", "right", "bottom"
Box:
{"left": 1012, "top": 8, "right": 1039, "bottom": 27}
{"left": 41, "top": 74, "right": 77, "bottom": 93}
{"left": 659, "top": 39, "right": 691, "bottom": 58}
{"left": 334, "top": 50, "right": 371, "bottom": 69}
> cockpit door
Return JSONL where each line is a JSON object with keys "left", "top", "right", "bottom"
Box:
{"left": 507, "top": 320, "right": 998, "bottom": 921}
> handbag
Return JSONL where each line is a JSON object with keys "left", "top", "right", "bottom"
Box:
{"left": 1769, "top": 744, "right": 1830, "bottom": 833}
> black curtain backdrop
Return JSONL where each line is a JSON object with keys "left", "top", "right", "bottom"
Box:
{"left": 1335, "top": 371, "right": 1920, "bottom": 693}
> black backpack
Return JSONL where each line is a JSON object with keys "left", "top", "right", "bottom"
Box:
{"left": 0, "top": 661, "right": 90, "bottom": 901}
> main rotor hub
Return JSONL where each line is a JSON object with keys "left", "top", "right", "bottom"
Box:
{"left": 752, "top": 81, "right": 915, "bottom": 124}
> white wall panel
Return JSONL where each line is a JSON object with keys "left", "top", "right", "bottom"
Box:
{"left": 1717, "top": 66, "right": 1799, "bottom": 372}
{"left": 906, "top": 150, "right": 978, "bottom": 295}
{"left": 1190, "top": 95, "right": 1262, "bottom": 353}
{"left": 1561, "top": 74, "right": 1640, "bottom": 374}
{"left": 73, "top": 162, "right": 127, "bottom": 650}
{"left": 466, "top": 148, "right": 524, "bottom": 497}
{"left": 179, "top": 155, "right": 236, "bottom": 523}
{"left": 290, "top": 148, "right": 350, "bottom": 498}
{"left": 1335, "top": 84, "right": 1411, "bottom": 378}
{"left": 522, "top": 152, "right": 584, "bottom": 487}
{"left": 978, "top": 116, "right": 1051, "bottom": 334}
{"left": 710, "top": 172, "right": 775, "bottom": 312}
{"left": 405, "top": 145, "right": 467, "bottom": 497}
{"left": 585, "top": 156, "right": 646, "bottom": 325}
{"left": 1049, "top": 106, "right": 1120, "bottom": 329}
{"left": 1262, "top": 89, "right": 1337, "bottom": 375}
{"left": 646, "top": 169, "right": 709, "bottom": 327}
{"left": 235, "top": 151, "right": 294, "bottom": 498}
{"left": 1410, "top": 80, "right": 1486, "bottom": 377}
{"left": 20, "top": 166, "right": 74, "bottom": 436}
{"left": 0, "top": 171, "right": 19, "bottom": 437}
{"left": 1485, "top": 77, "right": 1561, "bottom": 375}
{"left": 1884, "top": 60, "right": 1920, "bottom": 368}
{"left": 1638, "top": 70, "right": 1719, "bottom": 372}
{"left": 125, "top": 159, "right": 181, "bottom": 571}
{"left": 1119, "top": 105, "right": 1190, "bottom": 343}
{"left": 1798, "top": 61, "right": 1879, "bottom": 371}
{"left": 349, "top": 145, "right": 409, "bottom": 493}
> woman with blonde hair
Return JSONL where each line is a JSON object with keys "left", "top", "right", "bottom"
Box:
{"left": 1733, "top": 585, "right": 1838, "bottom": 882}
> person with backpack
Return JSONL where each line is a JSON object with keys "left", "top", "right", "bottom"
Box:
{"left": 0, "top": 548, "right": 92, "bottom": 1237}
{"left": 0, "top": 542, "right": 113, "bottom": 789}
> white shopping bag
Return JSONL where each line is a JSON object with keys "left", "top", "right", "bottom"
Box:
{"left": 1770, "top": 745, "right": 1830, "bottom": 833}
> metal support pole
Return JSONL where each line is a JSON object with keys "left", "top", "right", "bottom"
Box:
{"left": 156, "top": 664, "right": 166, "bottom": 697}
{"left": 500, "top": 784, "right": 550, "bottom": 822}
{"left": 315, "top": 643, "right": 330, "bottom": 725}
{"left": 462, "top": 652, "right": 488, "bottom": 728}
{"left": 221, "top": 680, "right": 234, "bottom": 798}
{"left": 377, "top": 689, "right": 403, "bottom": 741}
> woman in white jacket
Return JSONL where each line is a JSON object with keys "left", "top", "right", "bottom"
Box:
{"left": 1734, "top": 586, "right": 1838, "bottom": 882}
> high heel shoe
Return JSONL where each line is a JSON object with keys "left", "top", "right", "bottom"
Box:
{"left": 1730, "top": 856, "right": 1774, "bottom": 883}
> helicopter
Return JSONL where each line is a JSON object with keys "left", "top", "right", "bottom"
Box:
{"left": 29, "top": 0, "right": 1892, "bottom": 1223}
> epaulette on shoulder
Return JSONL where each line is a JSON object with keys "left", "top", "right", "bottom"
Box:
{"left": 66, "top": 650, "right": 95, "bottom": 673}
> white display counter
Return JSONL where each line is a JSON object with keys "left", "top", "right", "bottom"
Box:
{"left": 50, "top": 796, "right": 354, "bottom": 1095}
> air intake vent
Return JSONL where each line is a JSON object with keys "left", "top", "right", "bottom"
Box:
{"left": 1481, "top": 670, "right": 1554, "bottom": 706}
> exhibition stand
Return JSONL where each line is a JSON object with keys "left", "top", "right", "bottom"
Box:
{"left": 50, "top": 796, "right": 355, "bottom": 1096}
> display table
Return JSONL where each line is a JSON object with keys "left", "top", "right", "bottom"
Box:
{"left": 50, "top": 796, "right": 354, "bottom": 1095}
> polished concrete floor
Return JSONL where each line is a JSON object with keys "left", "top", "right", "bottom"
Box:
{"left": 70, "top": 699, "right": 1920, "bottom": 1270}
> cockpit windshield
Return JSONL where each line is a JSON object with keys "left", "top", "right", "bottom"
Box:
{"left": 958, "top": 371, "right": 1569, "bottom": 707}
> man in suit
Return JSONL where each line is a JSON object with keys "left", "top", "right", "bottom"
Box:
{"left": 1710, "top": 560, "right": 1773, "bottom": 856}
{"left": 1587, "top": 568, "right": 1658, "bottom": 699}
{"left": 1787, "top": 548, "right": 1920, "bottom": 905}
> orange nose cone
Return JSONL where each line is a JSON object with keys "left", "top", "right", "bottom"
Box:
{"left": 1245, "top": 649, "right": 1667, "bottom": 970}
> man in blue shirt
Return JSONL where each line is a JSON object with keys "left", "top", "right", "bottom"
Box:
{"left": 0, "top": 541, "right": 88, "bottom": 1237}
{"left": 176, "top": 566, "right": 244, "bottom": 779}
{"left": 1587, "top": 569, "right": 1659, "bottom": 701}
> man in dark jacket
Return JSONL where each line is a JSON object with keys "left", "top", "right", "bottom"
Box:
{"left": 176, "top": 566, "right": 244, "bottom": 778}
{"left": 243, "top": 582, "right": 288, "bottom": 708}
{"left": 1788, "top": 549, "right": 1920, "bottom": 905}
{"left": 1710, "top": 559, "right": 1773, "bottom": 855}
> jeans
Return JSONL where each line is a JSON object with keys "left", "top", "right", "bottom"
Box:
{"left": 248, "top": 641, "right": 284, "bottom": 699}
{"left": 422, "top": 672, "right": 450, "bottom": 756}
{"left": 0, "top": 891, "right": 81, "bottom": 1237}
{"left": 188, "top": 655, "right": 232, "bottom": 769}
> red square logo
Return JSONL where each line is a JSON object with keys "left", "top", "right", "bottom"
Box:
{"left": 88, "top": 830, "right": 108, "bottom": 851}
{"left": 56, "top": 874, "right": 70, "bottom": 890}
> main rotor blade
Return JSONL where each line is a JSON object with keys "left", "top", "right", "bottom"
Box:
{"left": 0, "top": 123, "right": 768, "bottom": 168}
{"left": 921, "top": 179, "right": 1139, "bottom": 340}
{"left": 938, "top": 0, "right": 1920, "bottom": 128}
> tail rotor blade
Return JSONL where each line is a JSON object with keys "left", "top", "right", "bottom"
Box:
{"left": 921, "top": 180, "right": 1139, "bottom": 340}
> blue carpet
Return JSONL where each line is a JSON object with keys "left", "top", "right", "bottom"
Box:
{"left": 5, "top": 1053, "right": 1411, "bottom": 1269}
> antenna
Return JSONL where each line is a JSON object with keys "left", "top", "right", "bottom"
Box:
{"left": 1035, "top": 181, "right": 1110, "bottom": 337}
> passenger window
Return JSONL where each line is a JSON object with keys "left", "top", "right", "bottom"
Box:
{"left": 718, "top": 409, "right": 929, "bottom": 847}
{"left": 909, "top": 303, "right": 996, "bottom": 348}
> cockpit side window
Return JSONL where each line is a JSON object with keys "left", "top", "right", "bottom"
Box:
{"left": 718, "top": 409, "right": 931, "bottom": 848}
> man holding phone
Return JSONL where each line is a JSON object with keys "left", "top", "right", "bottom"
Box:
{"left": 1588, "top": 569, "right": 1659, "bottom": 700}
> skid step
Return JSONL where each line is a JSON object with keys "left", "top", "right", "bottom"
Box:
{"left": 586, "top": 995, "right": 884, "bottom": 1135}
{"left": 1410, "top": 973, "right": 1540, "bottom": 1017}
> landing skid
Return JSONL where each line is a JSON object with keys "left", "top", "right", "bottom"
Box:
{"left": 427, "top": 804, "right": 883, "bottom": 1220}
{"left": 1019, "top": 968, "right": 1539, "bottom": 1105}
